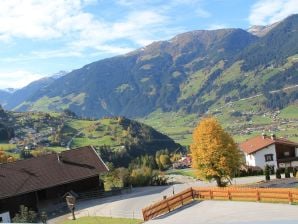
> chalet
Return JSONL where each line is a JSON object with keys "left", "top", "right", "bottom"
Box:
{"left": 240, "top": 134, "right": 298, "bottom": 170}
{"left": 0, "top": 146, "right": 108, "bottom": 222}
{"left": 172, "top": 156, "right": 192, "bottom": 169}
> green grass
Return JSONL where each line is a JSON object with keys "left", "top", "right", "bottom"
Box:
{"left": 178, "top": 69, "right": 206, "bottom": 101}
{"left": 46, "top": 146, "right": 66, "bottom": 152}
{"left": 66, "top": 119, "right": 96, "bottom": 130}
{"left": 65, "top": 118, "right": 125, "bottom": 148}
{"left": 215, "top": 61, "right": 242, "bottom": 85}
{"left": 280, "top": 104, "right": 298, "bottom": 119}
{"left": 167, "top": 168, "right": 197, "bottom": 178}
{"left": 139, "top": 110, "right": 197, "bottom": 146}
{"left": 61, "top": 216, "right": 142, "bottom": 224}
{"left": 0, "top": 143, "right": 16, "bottom": 151}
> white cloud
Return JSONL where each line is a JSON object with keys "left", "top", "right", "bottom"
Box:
{"left": 0, "top": 70, "right": 44, "bottom": 89}
{"left": 0, "top": 0, "right": 211, "bottom": 62}
{"left": 249, "top": 0, "right": 298, "bottom": 25}
{"left": 0, "top": 0, "right": 178, "bottom": 56}
{"left": 196, "top": 8, "right": 211, "bottom": 18}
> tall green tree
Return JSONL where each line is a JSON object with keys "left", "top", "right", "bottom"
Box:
{"left": 190, "top": 117, "right": 242, "bottom": 187}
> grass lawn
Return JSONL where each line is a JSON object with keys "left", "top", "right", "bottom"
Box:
{"left": 167, "top": 168, "right": 197, "bottom": 178}
{"left": 0, "top": 143, "right": 17, "bottom": 151}
{"left": 61, "top": 216, "right": 143, "bottom": 224}
{"left": 280, "top": 104, "right": 298, "bottom": 119}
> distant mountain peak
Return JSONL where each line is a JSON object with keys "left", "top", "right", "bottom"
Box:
{"left": 247, "top": 22, "right": 279, "bottom": 37}
{"left": 247, "top": 14, "right": 298, "bottom": 37}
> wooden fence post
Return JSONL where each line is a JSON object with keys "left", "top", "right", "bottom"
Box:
{"left": 210, "top": 190, "right": 213, "bottom": 200}
{"left": 180, "top": 195, "right": 184, "bottom": 205}
{"left": 256, "top": 190, "right": 260, "bottom": 202}
{"left": 167, "top": 201, "right": 171, "bottom": 212}
{"left": 228, "top": 190, "right": 231, "bottom": 200}
{"left": 142, "top": 209, "right": 147, "bottom": 221}
{"left": 288, "top": 192, "right": 293, "bottom": 204}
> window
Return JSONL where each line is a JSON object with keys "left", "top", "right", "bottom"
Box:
{"left": 284, "top": 151, "right": 290, "bottom": 156}
{"left": 265, "top": 154, "right": 274, "bottom": 162}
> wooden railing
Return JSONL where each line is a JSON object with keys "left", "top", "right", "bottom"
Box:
{"left": 142, "top": 187, "right": 194, "bottom": 221}
{"left": 142, "top": 187, "right": 298, "bottom": 221}
{"left": 193, "top": 187, "right": 298, "bottom": 204}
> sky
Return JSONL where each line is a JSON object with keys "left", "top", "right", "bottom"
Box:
{"left": 0, "top": 0, "right": 298, "bottom": 89}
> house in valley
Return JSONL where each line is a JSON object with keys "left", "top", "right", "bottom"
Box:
{"left": 240, "top": 134, "right": 298, "bottom": 170}
{"left": 0, "top": 146, "right": 108, "bottom": 222}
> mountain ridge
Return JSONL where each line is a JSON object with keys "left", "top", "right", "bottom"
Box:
{"left": 2, "top": 14, "right": 298, "bottom": 119}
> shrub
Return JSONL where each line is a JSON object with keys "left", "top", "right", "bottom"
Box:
{"left": 151, "top": 172, "right": 168, "bottom": 186}
{"left": 293, "top": 167, "right": 297, "bottom": 177}
{"left": 285, "top": 167, "right": 291, "bottom": 178}
{"left": 264, "top": 165, "right": 270, "bottom": 181}
{"left": 275, "top": 168, "right": 281, "bottom": 179}
{"left": 12, "top": 205, "right": 37, "bottom": 223}
{"left": 130, "top": 167, "right": 153, "bottom": 186}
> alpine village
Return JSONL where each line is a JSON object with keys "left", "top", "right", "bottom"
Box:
{"left": 0, "top": 3, "right": 298, "bottom": 224}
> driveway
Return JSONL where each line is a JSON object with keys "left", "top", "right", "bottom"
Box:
{"left": 48, "top": 175, "right": 280, "bottom": 223}
{"left": 146, "top": 200, "right": 298, "bottom": 224}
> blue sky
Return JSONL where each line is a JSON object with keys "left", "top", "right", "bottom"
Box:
{"left": 0, "top": 0, "right": 298, "bottom": 89}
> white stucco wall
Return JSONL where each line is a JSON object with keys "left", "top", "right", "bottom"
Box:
{"left": 0, "top": 211, "right": 11, "bottom": 223}
{"left": 245, "top": 144, "right": 277, "bottom": 169}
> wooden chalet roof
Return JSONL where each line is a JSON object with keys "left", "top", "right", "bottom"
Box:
{"left": 240, "top": 135, "right": 298, "bottom": 154}
{"left": 0, "top": 146, "right": 108, "bottom": 199}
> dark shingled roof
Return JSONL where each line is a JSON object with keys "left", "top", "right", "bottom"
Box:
{"left": 0, "top": 146, "right": 108, "bottom": 199}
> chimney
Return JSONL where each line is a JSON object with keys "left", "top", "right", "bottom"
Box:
{"left": 262, "top": 133, "right": 266, "bottom": 139}
{"left": 271, "top": 133, "right": 276, "bottom": 140}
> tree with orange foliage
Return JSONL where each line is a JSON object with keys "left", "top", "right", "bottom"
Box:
{"left": 190, "top": 117, "right": 241, "bottom": 187}
{"left": 0, "top": 151, "right": 16, "bottom": 163}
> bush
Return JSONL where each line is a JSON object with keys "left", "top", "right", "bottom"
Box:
{"left": 102, "top": 167, "right": 130, "bottom": 190}
{"left": 12, "top": 205, "right": 37, "bottom": 223}
{"left": 264, "top": 165, "right": 270, "bottom": 181}
{"left": 276, "top": 168, "right": 281, "bottom": 179}
{"left": 285, "top": 167, "right": 291, "bottom": 178}
{"left": 130, "top": 167, "right": 153, "bottom": 186}
{"left": 151, "top": 173, "right": 168, "bottom": 186}
{"left": 293, "top": 167, "right": 297, "bottom": 177}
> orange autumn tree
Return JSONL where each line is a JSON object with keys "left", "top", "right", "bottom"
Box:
{"left": 190, "top": 117, "right": 241, "bottom": 187}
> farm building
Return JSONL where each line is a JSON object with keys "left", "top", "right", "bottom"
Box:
{"left": 0, "top": 146, "right": 108, "bottom": 222}
{"left": 240, "top": 134, "right": 298, "bottom": 170}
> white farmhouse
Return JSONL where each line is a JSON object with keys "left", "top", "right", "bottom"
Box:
{"left": 240, "top": 134, "right": 298, "bottom": 170}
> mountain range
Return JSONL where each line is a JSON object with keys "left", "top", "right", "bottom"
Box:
{"left": 1, "top": 15, "right": 298, "bottom": 119}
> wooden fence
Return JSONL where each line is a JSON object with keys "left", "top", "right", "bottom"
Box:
{"left": 142, "top": 187, "right": 194, "bottom": 221}
{"left": 193, "top": 187, "right": 298, "bottom": 204}
{"left": 142, "top": 187, "right": 298, "bottom": 221}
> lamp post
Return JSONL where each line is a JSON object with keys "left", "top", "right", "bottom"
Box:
{"left": 172, "top": 177, "right": 175, "bottom": 195}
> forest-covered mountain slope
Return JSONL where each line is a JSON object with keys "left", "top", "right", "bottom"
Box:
{"left": 3, "top": 15, "right": 298, "bottom": 119}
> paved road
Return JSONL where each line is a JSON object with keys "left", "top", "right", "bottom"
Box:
{"left": 49, "top": 175, "right": 272, "bottom": 223}
{"left": 146, "top": 200, "right": 298, "bottom": 224}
